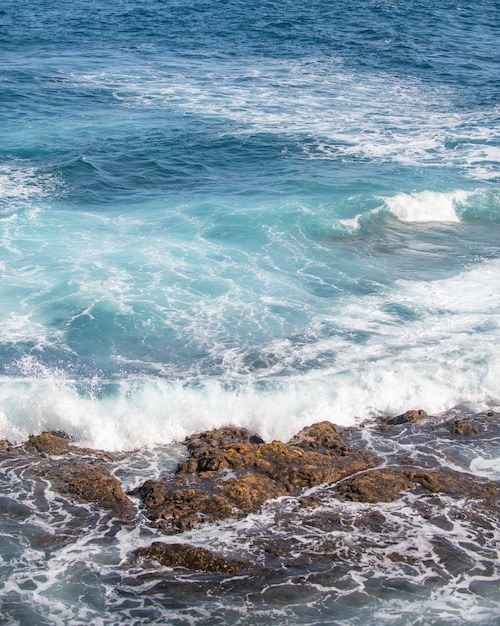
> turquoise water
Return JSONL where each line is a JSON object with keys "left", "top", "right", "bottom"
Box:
{"left": 1, "top": 0, "right": 499, "bottom": 448}
{"left": 0, "top": 0, "right": 499, "bottom": 622}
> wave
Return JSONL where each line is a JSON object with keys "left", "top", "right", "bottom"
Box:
{"left": 338, "top": 188, "right": 500, "bottom": 233}
{"left": 384, "top": 190, "right": 468, "bottom": 223}
{"left": 0, "top": 370, "right": 497, "bottom": 453}
{"left": 2, "top": 255, "right": 499, "bottom": 451}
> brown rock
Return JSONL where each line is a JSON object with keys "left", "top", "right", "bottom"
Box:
{"left": 136, "top": 480, "right": 235, "bottom": 531}
{"left": 184, "top": 426, "right": 265, "bottom": 459}
{"left": 288, "top": 421, "right": 350, "bottom": 455}
{"left": 219, "top": 473, "right": 283, "bottom": 512}
{"left": 337, "top": 468, "right": 415, "bottom": 503}
{"left": 50, "top": 462, "right": 135, "bottom": 519}
{"left": 136, "top": 424, "right": 378, "bottom": 533}
{"left": 449, "top": 419, "right": 479, "bottom": 436}
{"left": 407, "top": 469, "right": 498, "bottom": 502}
{"left": 337, "top": 466, "right": 498, "bottom": 505}
{"left": 196, "top": 449, "right": 230, "bottom": 473}
{"left": 134, "top": 542, "right": 248, "bottom": 574}
{"left": 385, "top": 409, "right": 428, "bottom": 425}
{"left": 26, "top": 432, "right": 71, "bottom": 455}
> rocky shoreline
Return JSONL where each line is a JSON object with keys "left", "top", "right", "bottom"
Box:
{"left": 1, "top": 409, "right": 499, "bottom": 577}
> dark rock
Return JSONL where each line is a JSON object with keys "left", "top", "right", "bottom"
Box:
{"left": 288, "top": 421, "right": 350, "bottom": 454}
{"left": 136, "top": 424, "right": 378, "bottom": 533}
{"left": 196, "top": 449, "right": 230, "bottom": 473}
{"left": 136, "top": 480, "right": 236, "bottom": 531}
{"left": 134, "top": 542, "right": 248, "bottom": 574}
{"left": 337, "top": 468, "right": 416, "bottom": 503}
{"left": 298, "top": 495, "right": 322, "bottom": 509}
{"left": 336, "top": 466, "right": 498, "bottom": 505}
{"left": 184, "top": 426, "right": 265, "bottom": 459}
{"left": 2, "top": 411, "right": 499, "bottom": 589}
{"left": 0, "top": 434, "right": 134, "bottom": 520}
{"left": 408, "top": 469, "right": 498, "bottom": 503}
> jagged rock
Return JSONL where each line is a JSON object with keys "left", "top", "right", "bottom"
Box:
{"left": 384, "top": 409, "right": 428, "bottom": 426}
{"left": 449, "top": 419, "right": 479, "bottom": 436}
{"left": 13, "top": 432, "right": 135, "bottom": 518}
{"left": 134, "top": 542, "right": 248, "bottom": 574}
{"left": 336, "top": 467, "right": 498, "bottom": 504}
{"left": 2, "top": 410, "right": 499, "bottom": 590}
{"left": 288, "top": 421, "right": 351, "bottom": 454}
{"left": 48, "top": 462, "right": 135, "bottom": 519}
{"left": 136, "top": 480, "right": 236, "bottom": 531}
{"left": 184, "top": 426, "right": 265, "bottom": 459}
{"left": 26, "top": 432, "right": 71, "bottom": 455}
{"left": 135, "top": 424, "right": 378, "bottom": 533}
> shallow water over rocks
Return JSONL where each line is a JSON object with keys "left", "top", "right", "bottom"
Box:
{"left": 0, "top": 409, "right": 499, "bottom": 625}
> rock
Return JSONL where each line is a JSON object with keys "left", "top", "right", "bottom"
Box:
{"left": 26, "top": 432, "right": 71, "bottom": 455}
{"left": 135, "top": 424, "right": 378, "bottom": 533}
{"left": 2, "top": 412, "right": 499, "bottom": 590}
{"left": 184, "top": 426, "right": 265, "bottom": 459}
{"left": 336, "top": 467, "right": 498, "bottom": 504}
{"left": 134, "top": 542, "right": 248, "bottom": 574}
{"left": 449, "top": 419, "right": 479, "bottom": 436}
{"left": 384, "top": 409, "right": 428, "bottom": 426}
{"left": 136, "top": 480, "right": 236, "bottom": 531}
{"left": 337, "top": 468, "right": 416, "bottom": 502}
{"left": 408, "top": 469, "right": 498, "bottom": 502}
{"left": 49, "top": 462, "right": 135, "bottom": 519}
{"left": 0, "top": 433, "right": 134, "bottom": 520}
{"left": 288, "top": 421, "right": 350, "bottom": 454}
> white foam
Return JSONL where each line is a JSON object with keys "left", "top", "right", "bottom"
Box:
{"left": 338, "top": 214, "right": 362, "bottom": 232}
{"left": 0, "top": 254, "right": 498, "bottom": 451}
{"left": 0, "top": 165, "right": 60, "bottom": 212}
{"left": 470, "top": 456, "right": 500, "bottom": 481}
{"left": 384, "top": 190, "right": 469, "bottom": 223}
{"left": 71, "top": 59, "right": 498, "bottom": 176}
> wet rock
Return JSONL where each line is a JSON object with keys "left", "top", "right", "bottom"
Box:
{"left": 449, "top": 418, "right": 479, "bottom": 436}
{"left": 288, "top": 421, "right": 351, "bottom": 454}
{"left": 135, "top": 424, "right": 378, "bottom": 533}
{"left": 336, "top": 466, "right": 498, "bottom": 505}
{"left": 3, "top": 411, "right": 499, "bottom": 591}
{"left": 384, "top": 409, "right": 428, "bottom": 426}
{"left": 409, "top": 469, "right": 498, "bottom": 503}
{"left": 49, "top": 461, "right": 135, "bottom": 519}
{"left": 338, "top": 468, "right": 415, "bottom": 503}
{"left": 26, "top": 432, "right": 71, "bottom": 455}
{"left": 136, "top": 480, "right": 236, "bottom": 531}
{"left": 134, "top": 542, "right": 248, "bottom": 574}
{"left": 337, "top": 468, "right": 415, "bottom": 503}
{"left": 0, "top": 434, "right": 134, "bottom": 520}
{"left": 298, "top": 495, "right": 322, "bottom": 509}
{"left": 184, "top": 426, "right": 265, "bottom": 459}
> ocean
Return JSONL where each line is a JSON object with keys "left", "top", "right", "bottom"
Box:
{"left": 0, "top": 0, "right": 499, "bottom": 623}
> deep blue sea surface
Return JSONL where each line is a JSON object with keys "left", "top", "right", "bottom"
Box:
{"left": 1, "top": 0, "right": 499, "bottom": 623}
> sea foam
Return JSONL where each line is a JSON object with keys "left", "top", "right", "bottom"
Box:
{"left": 384, "top": 190, "right": 469, "bottom": 223}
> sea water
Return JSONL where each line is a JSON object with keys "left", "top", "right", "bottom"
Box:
{"left": 0, "top": 0, "right": 499, "bottom": 623}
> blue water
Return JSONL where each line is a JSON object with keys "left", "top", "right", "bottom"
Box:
{"left": 1, "top": 0, "right": 499, "bottom": 622}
